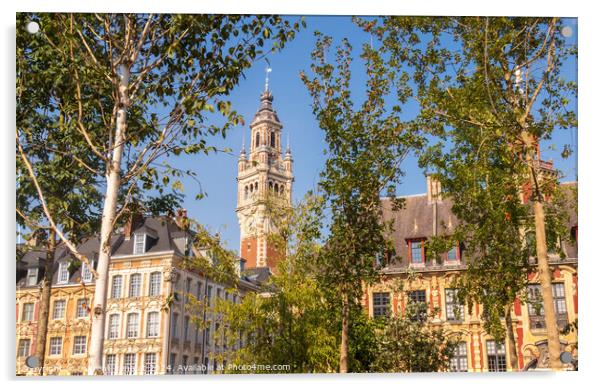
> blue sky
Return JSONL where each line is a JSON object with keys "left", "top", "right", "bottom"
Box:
{"left": 171, "top": 16, "right": 578, "bottom": 253}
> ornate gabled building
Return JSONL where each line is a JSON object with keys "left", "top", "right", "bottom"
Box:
{"left": 236, "top": 86, "right": 294, "bottom": 271}
{"left": 16, "top": 213, "right": 259, "bottom": 376}
{"left": 364, "top": 176, "right": 578, "bottom": 372}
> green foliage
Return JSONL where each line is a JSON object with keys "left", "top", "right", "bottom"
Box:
{"left": 371, "top": 301, "right": 458, "bottom": 372}
{"left": 363, "top": 16, "right": 576, "bottom": 346}
{"left": 209, "top": 195, "right": 341, "bottom": 373}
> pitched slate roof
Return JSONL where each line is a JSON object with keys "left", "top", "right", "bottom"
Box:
{"left": 380, "top": 181, "right": 578, "bottom": 271}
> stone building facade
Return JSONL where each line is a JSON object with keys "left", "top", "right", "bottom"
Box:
{"left": 16, "top": 214, "right": 258, "bottom": 376}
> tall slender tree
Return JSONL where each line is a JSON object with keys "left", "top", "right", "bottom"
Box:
{"left": 16, "top": 13, "right": 303, "bottom": 374}
{"left": 301, "top": 33, "right": 421, "bottom": 372}
{"left": 362, "top": 16, "right": 577, "bottom": 369}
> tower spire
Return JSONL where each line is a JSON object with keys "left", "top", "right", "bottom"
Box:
{"left": 264, "top": 65, "right": 272, "bottom": 92}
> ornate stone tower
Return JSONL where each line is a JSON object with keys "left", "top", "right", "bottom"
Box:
{"left": 236, "top": 83, "right": 294, "bottom": 271}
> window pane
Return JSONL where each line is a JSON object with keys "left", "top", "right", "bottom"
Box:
{"left": 72, "top": 336, "right": 87, "bottom": 354}
{"left": 22, "top": 303, "right": 34, "bottom": 321}
{"left": 447, "top": 246, "right": 457, "bottom": 261}
{"left": 18, "top": 339, "right": 31, "bottom": 357}
{"left": 105, "top": 354, "right": 116, "bottom": 375}
{"left": 144, "top": 353, "right": 156, "bottom": 375}
{"left": 76, "top": 299, "right": 88, "bottom": 318}
{"left": 111, "top": 275, "right": 123, "bottom": 298}
{"left": 149, "top": 272, "right": 161, "bottom": 296}
{"left": 127, "top": 313, "right": 139, "bottom": 338}
{"left": 108, "top": 314, "right": 120, "bottom": 339}
{"left": 147, "top": 312, "right": 159, "bottom": 337}
{"left": 52, "top": 300, "right": 66, "bottom": 319}
{"left": 129, "top": 274, "right": 141, "bottom": 297}
{"left": 372, "top": 292, "right": 390, "bottom": 318}
{"left": 49, "top": 337, "right": 62, "bottom": 355}
{"left": 123, "top": 353, "right": 136, "bottom": 375}
{"left": 411, "top": 241, "right": 423, "bottom": 263}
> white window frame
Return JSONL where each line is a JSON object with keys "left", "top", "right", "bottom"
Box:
{"left": 126, "top": 313, "right": 139, "bottom": 338}
{"left": 26, "top": 268, "right": 38, "bottom": 286}
{"left": 105, "top": 354, "right": 116, "bottom": 375}
{"left": 133, "top": 233, "right": 147, "bottom": 254}
{"left": 108, "top": 314, "right": 120, "bottom": 339}
{"left": 18, "top": 338, "right": 31, "bottom": 357}
{"left": 147, "top": 312, "right": 160, "bottom": 338}
{"left": 22, "top": 303, "right": 34, "bottom": 322}
{"left": 111, "top": 275, "right": 123, "bottom": 299}
{"left": 445, "top": 288, "right": 465, "bottom": 321}
{"left": 129, "top": 273, "right": 142, "bottom": 297}
{"left": 72, "top": 335, "right": 87, "bottom": 355}
{"left": 57, "top": 262, "right": 69, "bottom": 284}
{"left": 149, "top": 272, "right": 161, "bottom": 296}
{"left": 52, "top": 300, "right": 66, "bottom": 320}
{"left": 49, "top": 337, "right": 62, "bottom": 356}
{"left": 144, "top": 353, "right": 157, "bottom": 375}
{"left": 123, "top": 353, "right": 136, "bottom": 375}
{"left": 81, "top": 261, "right": 94, "bottom": 283}
{"left": 76, "top": 298, "right": 88, "bottom": 318}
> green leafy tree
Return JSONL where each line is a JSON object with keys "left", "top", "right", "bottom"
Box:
{"left": 371, "top": 300, "right": 458, "bottom": 372}
{"left": 363, "top": 16, "right": 577, "bottom": 369}
{"left": 301, "top": 33, "right": 422, "bottom": 372}
{"left": 209, "top": 194, "right": 341, "bottom": 373}
{"left": 16, "top": 13, "right": 303, "bottom": 374}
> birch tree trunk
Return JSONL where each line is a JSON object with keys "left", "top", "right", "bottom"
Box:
{"left": 88, "top": 66, "right": 130, "bottom": 375}
{"left": 523, "top": 135, "right": 562, "bottom": 370}
{"left": 504, "top": 304, "right": 519, "bottom": 371}
{"left": 339, "top": 293, "right": 349, "bottom": 373}
{"left": 34, "top": 230, "right": 56, "bottom": 375}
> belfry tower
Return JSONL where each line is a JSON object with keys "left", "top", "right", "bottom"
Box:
{"left": 236, "top": 75, "right": 294, "bottom": 271}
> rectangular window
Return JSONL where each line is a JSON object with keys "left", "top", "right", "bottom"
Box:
{"left": 81, "top": 261, "right": 93, "bottom": 283}
{"left": 129, "top": 273, "right": 142, "bottom": 297}
{"left": 57, "top": 262, "right": 69, "bottom": 284}
{"left": 207, "top": 285, "right": 213, "bottom": 305}
{"left": 72, "top": 335, "right": 87, "bottom": 355}
{"left": 527, "top": 283, "right": 568, "bottom": 330}
{"left": 111, "top": 275, "right": 123, "bottom": 299}
{"left": 144, "top": 353, "right": 157, "bottom": 375}
{"left": 108, "top": 314, "right": 120, "bottom": 339}
{"left": 169, "top": 353, "right": 177, "bottom": 375}
{"left": 18, "top": 339, "right": 31, "bottom": 357}
{"left": 22, "top": 303, "right": 34, "bottom": 322}
{"left": 133, "top": 233, "right": 146, "bottom": 254}
{"left": 182, "top": 355, "right": 189, "bottom": 374}
{"left": 76, "top": 298, "right": 88, "bottom": 318}
{"left": 52, "top": 300, "right": 66, "bottom": 320}
{"left": 486, "top": 341, "right": 507, "bottom": 372}
{"left": 445, "top": 289, "right": 464, "bottom": 321}
{"left": 126, "top": 313, "right": 139, "bottom": 338}
{"left": 408, "top": 290, "right": 427, "bottom": 321}
{"left": 149, "top": 272, "right": 161, "bottom": 296}
{"left": 449, "top": 342, "right": 468, "bottom": 372}
{"left": 409, "top": 240, "right": 425, "bottom": 264}
{"left": 147, "top": 312, "right": 160, "bottom": 338}
{"left": 171, "top": 312, "right": 179, "bottom": 338}
{"left": 204, "top": 326, "right": 210, "bottom": 345}
{"left": 184, "top": 316, "right": 190, "bottom": 342}
{"left": 26, "top": 268, "right": 38, "bottom": 286}
{"left": 196, "top": 281, "right": 202, "bottom": 300}
{"left": 372, "top": 292, "right": 391, "bottom": 319}
{"left": 123, "top": 353, "right": 136, "bottom": 375}
{"left": 49, "top": 337, "right": 62, "bottom": 356}
{"left": 105, "top": 354, "right": 116, "bottom": 375}
{"left": 447, "top": 245, "right": 459, "bottom": 262}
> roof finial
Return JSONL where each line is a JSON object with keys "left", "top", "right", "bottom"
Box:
{"left": 241, "top": 129, "right": 246, "bottom": 154}
{"left": 264, "top": 65, "right": 272, "bottom": 92}
{"left": 286, "top": 131, "right": 291, "bottom": 153}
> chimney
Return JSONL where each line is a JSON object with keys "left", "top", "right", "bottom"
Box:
{"left": 426, "top": 175, "right": 442, "bottom": 204}
{"left": 175, "top": 208, "right": 189, "bottom": 230}
{"left": 238, "top": 258, "right": 247, "bottom": 275}
{"left": 124, "top": 211, "right": 144, "bottom": 240}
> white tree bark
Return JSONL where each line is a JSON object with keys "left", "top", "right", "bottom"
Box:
{"left": 88, "top": 65, "right": 130, "bottom": 375}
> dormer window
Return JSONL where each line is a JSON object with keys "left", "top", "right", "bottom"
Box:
{"left": 133, "top": 233, "right": 147, "bottom": 255}
{"left": 57, "top": 262, "right": 69, "bottom": 284}
{"left": 408, "top": 239, "right": 426, "bottom": 266}
{"left": 81, "top": 261, "right": 94, "bottom": 283}
{"left": 446, "top": 243, "right": 461, "bottom": 263}
{"left": 26, "top": 268, "right": 39, "bottom": 286}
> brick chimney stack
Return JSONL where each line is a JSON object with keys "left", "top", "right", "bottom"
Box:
{"left": 124, "top": 212, "right": 144, "bottom": 241}
{"left": 427, "top": 175, "right": 442, "bottom": 204}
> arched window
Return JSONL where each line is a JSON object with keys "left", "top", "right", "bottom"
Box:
{"left": 244, "top": 186, "right": 249, "bottom": 199}
{"left": 270, "top": 132, "right": 275, "bottom": 147}
{"left": 274, "top": 183, "right": 278, "bottom": 193}
{"left": 280, "top": 185, "right": 285, "bottom": 195}
{"left": 269, "top": 182, "right": 273, "bottom": 191}
{"left": 255, "top": 132, "right": 260, "bottom": 148}
{"left": 249, "top": 184, "right": 253, "bottom": 193}
{"left": 254, "top": 182, "right": 258, "bottom": 191}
